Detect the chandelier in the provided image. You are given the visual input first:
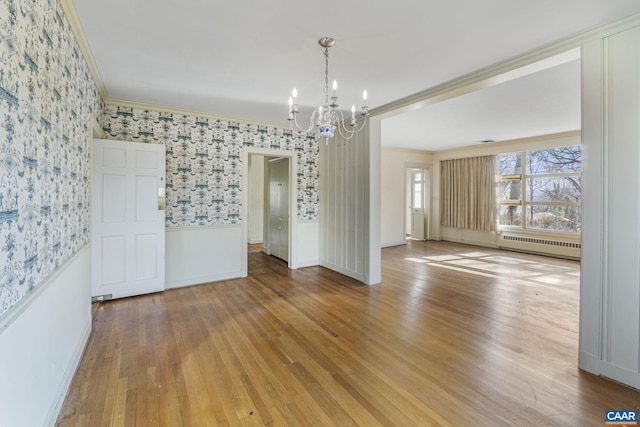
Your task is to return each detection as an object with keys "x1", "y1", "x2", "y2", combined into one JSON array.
[{"x1": 287, "y1": 37, "x2": 369, "y2": 141}]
